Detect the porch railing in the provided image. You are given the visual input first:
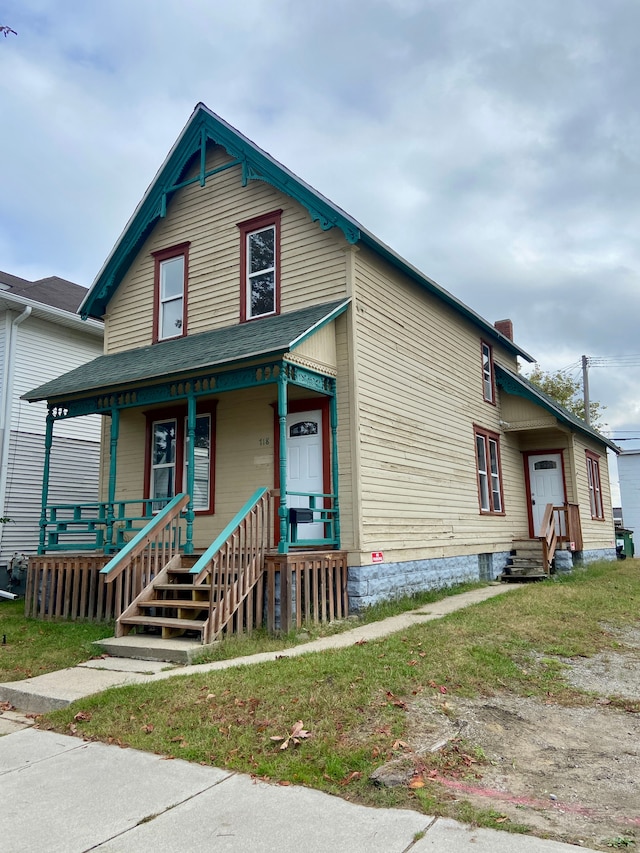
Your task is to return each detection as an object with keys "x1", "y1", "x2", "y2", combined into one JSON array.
[
  {"x1": 100, "y1": 493, "x2": 189, "y2": 619},
  {"x1": 540, "y1": 502, "x2": 584, "y2": 571},
  {"x1": 190, "y1": 487, "x2": 273, "y2": 643},
  {"x1": 286, "y1": 491, "x2": 339, "y2": 547},
  {"x1": 38, "y1": 498, "x2": 176, "y2": 554}
]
